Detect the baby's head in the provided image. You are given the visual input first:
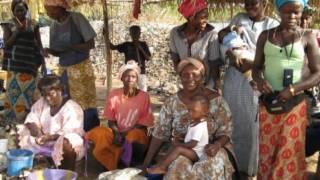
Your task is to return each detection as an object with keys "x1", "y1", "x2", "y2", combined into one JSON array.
[
  {"x1": 188, "y1": 95, "x2": 210, "y2": 122},
  {"x1": 222, "y1": 31, "x2": 247, "y2": 50}
]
